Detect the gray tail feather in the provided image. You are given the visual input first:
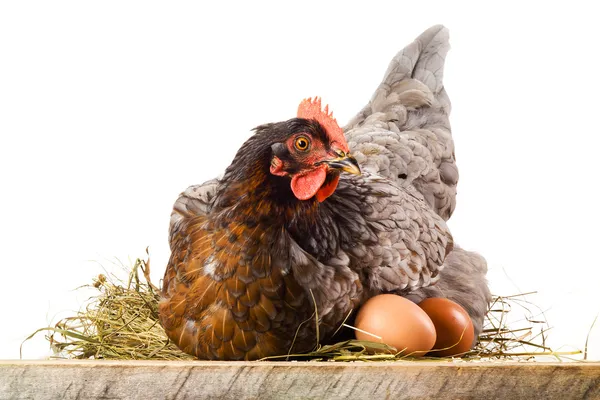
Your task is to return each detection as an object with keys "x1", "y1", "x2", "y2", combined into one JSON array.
[
  {"x1": 344, "y1": 25, "x2": 450, "y2": 130},
  {"x1": 381, "y1": 24, "x2": 449, "y2": 95}
]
